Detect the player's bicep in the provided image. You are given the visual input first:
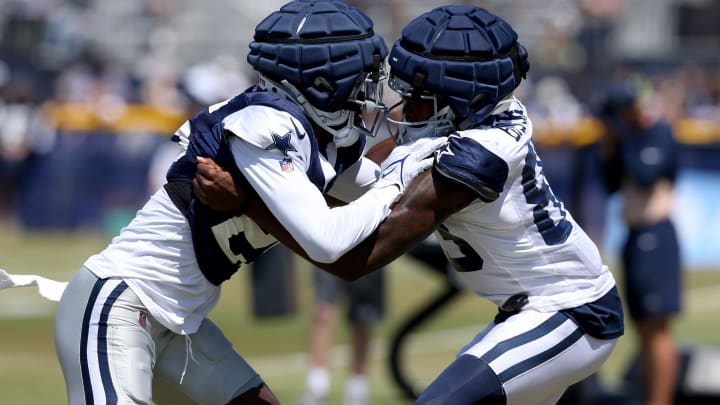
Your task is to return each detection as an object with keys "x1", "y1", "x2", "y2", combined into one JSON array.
[{"x1": 228, "y1": 136, "x2": 325, "y2": 229}]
